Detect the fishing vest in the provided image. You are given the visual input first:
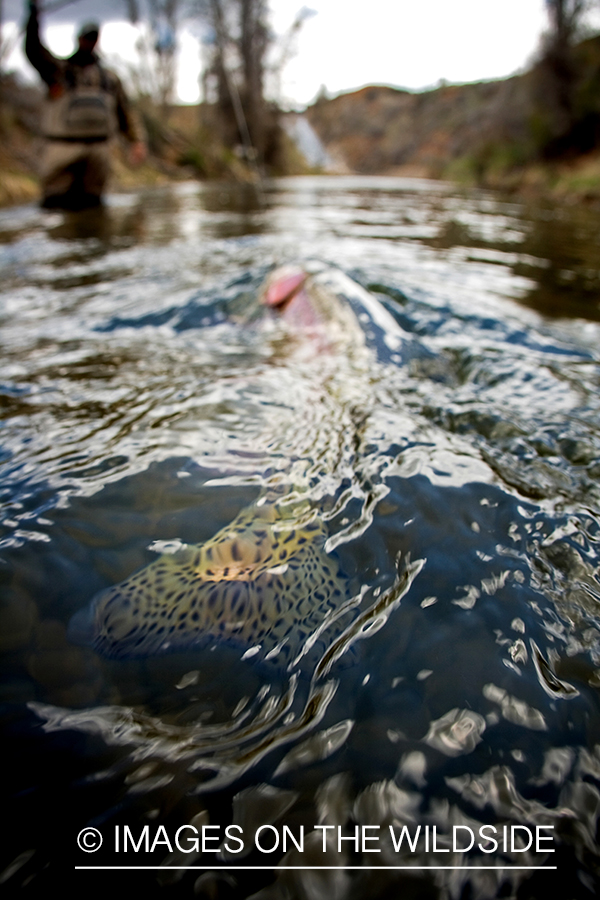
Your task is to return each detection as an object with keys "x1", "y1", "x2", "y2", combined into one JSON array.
[{"x1": 43, "y1": 62, "x2": 117, "y2": 142}]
